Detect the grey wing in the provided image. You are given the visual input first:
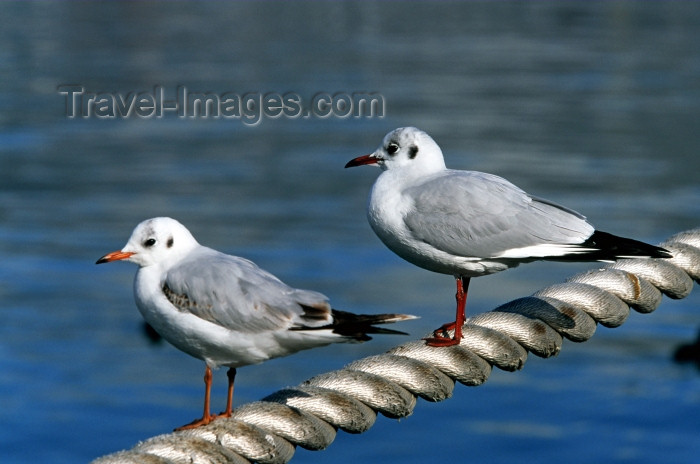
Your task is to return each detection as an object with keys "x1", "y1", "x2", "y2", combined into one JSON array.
[
  {"x1": 403, "y1": 171, "x2": 594, "y2": 258},
  {"x1": 163, "y1": 248, "x2": 333, "y2": 333}
]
